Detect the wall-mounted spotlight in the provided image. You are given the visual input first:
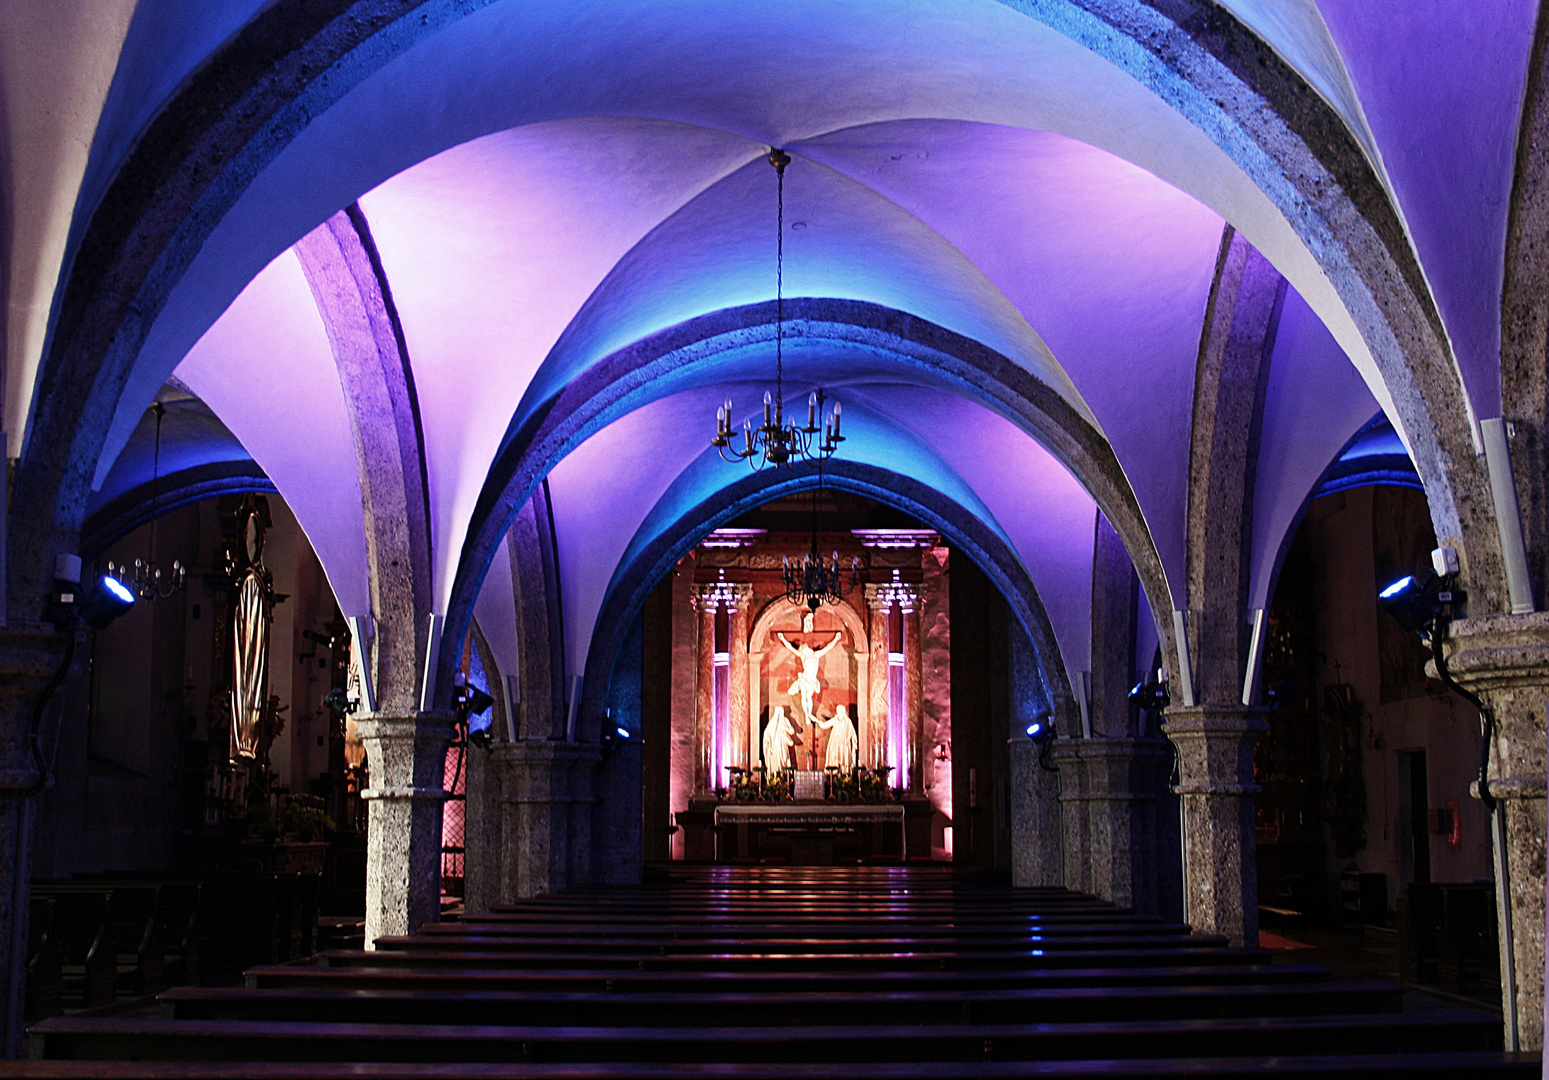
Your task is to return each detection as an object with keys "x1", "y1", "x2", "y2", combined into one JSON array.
[
  {"x1": 600, "y1": 723, "x2": 633, "y2": 758},
  {"x1": 1377, "y1": 571, "x2": 1458, "y2": 635},
  {"x1": 322, "y1": 687, "x2": 358, "y2": 718},
  {"x1": 1023, "y1": 716, "x2": 1053, "y2": 742},
  {"x1": 454, "y1": 684, "x2": 495, "y2": 717},
  {"x1": 455, "y1": 683, "x2": 496, "y2": 750},
  {"x1": 1128, "y1": 679, "x2": 1170, "y2": 715},
  {"x1": 76, "y1": 575, "x2": 136, "y2": 630}
]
